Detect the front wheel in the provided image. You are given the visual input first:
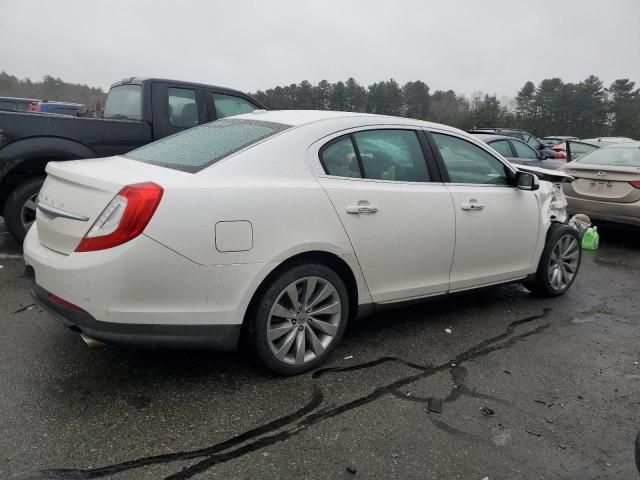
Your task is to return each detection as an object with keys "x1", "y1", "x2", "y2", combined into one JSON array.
[
  {"x1": 3, "y1": 177, "x2": 44, "y2": 242},
  {"x1": 526, "y1": 224, "x2": 581, "y2": 297},
  {"x1": 250, "y1": 264, "x2": 349, "y2": 375}
]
